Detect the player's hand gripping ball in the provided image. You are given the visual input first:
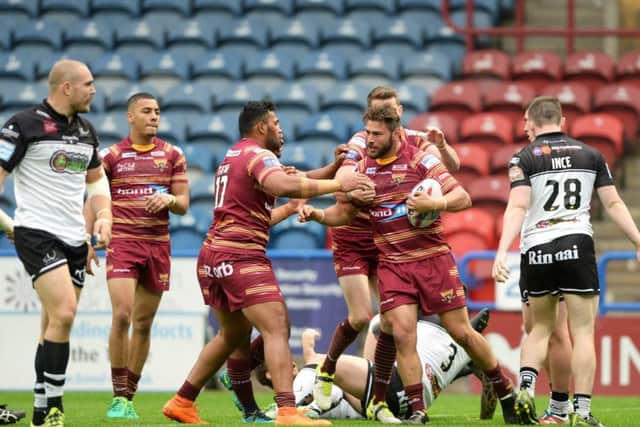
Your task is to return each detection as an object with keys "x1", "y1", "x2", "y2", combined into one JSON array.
[{"x1": 407, "y1": 178, "x2": 442, "y2": 228}]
